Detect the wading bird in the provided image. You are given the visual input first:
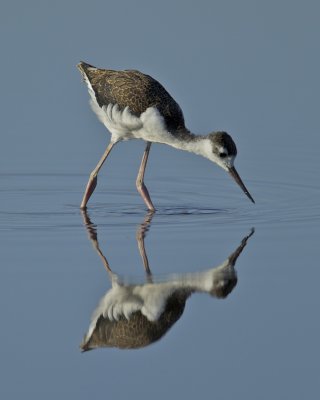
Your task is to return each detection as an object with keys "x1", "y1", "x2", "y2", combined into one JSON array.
[
  {"x1": 80, "y1": 211, "x2": 254, "y2": 351},
  {"x1": 77, "y1": 62, "x2": 254, "y2": 210}
]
